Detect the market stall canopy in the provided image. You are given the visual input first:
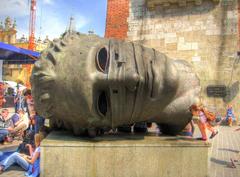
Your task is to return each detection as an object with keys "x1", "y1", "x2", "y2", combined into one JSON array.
[{"x1": 0, "y1": 41, "x2": 40, "y2": 64}]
